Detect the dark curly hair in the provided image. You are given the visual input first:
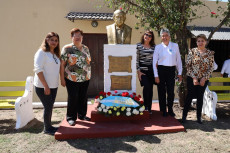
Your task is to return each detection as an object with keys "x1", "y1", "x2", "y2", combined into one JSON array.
[{"x1": 140, "y1": 30, "x2": 155, "y2": 47}]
